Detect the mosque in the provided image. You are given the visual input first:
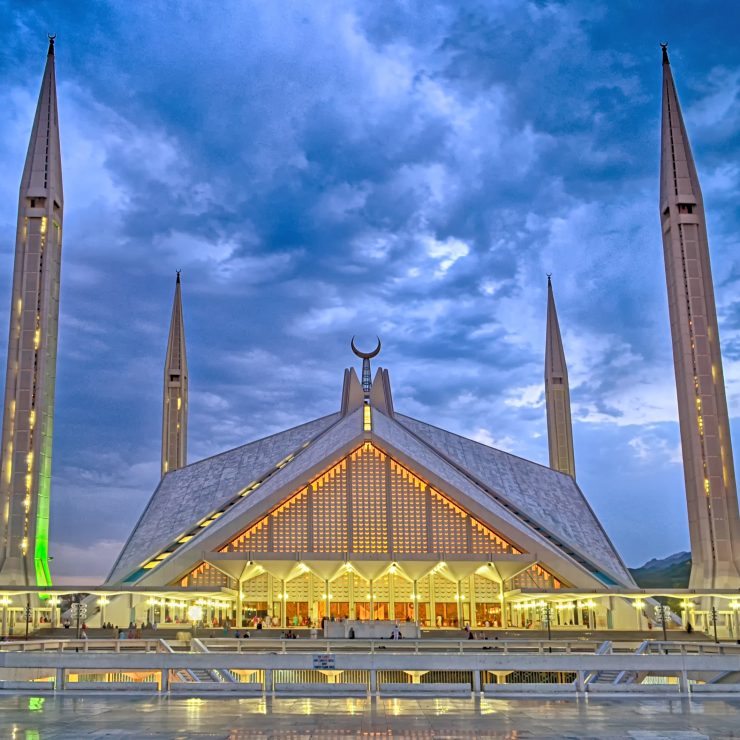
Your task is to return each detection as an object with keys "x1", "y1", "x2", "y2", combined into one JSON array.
[{"x1": 1, "y1": 39, "x2": 739, "y2": 636}]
